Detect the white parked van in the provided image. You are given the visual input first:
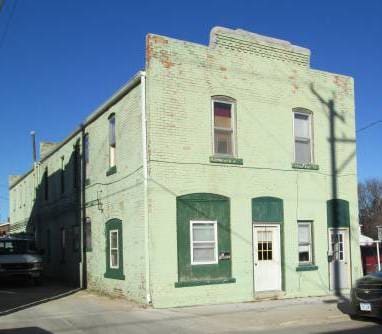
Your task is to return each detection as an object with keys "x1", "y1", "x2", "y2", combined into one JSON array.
[{"x1": 0, "y1": 236, "x2": 43, "y2": 285}]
